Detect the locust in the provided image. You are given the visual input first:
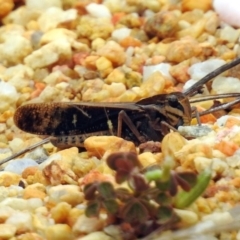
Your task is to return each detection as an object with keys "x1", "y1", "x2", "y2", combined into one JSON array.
[{"x1": 2, "y1": 58, "x2": 240, "y2": 165}]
